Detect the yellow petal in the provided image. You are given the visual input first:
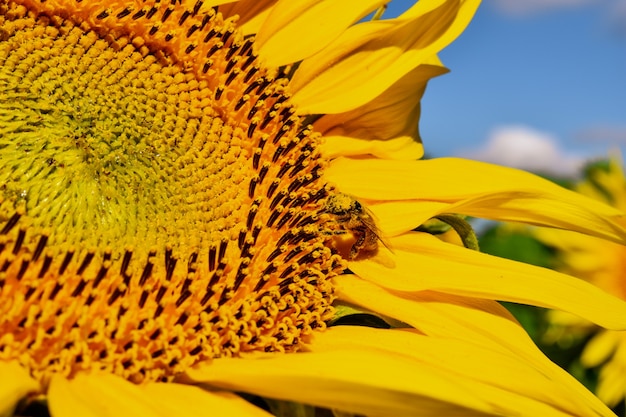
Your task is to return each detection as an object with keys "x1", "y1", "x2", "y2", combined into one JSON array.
[
  {"x1": 596, "y1": 349, "x2": 626, "y2": 407},
  {"x1": 350, "y1": 232, "x2": 626, "y2": 330},
  {"x1": 336, "y1": 277, "x2": 615, "y2": 416},
  {"x1": 581, "y1": 330, "x2": 619, "y2": 367},
  {"x1": 335, "y1": 273, "x2": 534, "y2": 353},
  {"x1": 141, "y1": 383, "x2": 273, "y2": 417},
  {"x1": 48, "y1": 373, "x2": 264, "y2": 417},
  {"x1": 48, "y1": 373, "x2": 159, "y2": 417},
  {"x1": 309, "y1": 326, "x2": 613, "y2": 417},
  {"x1": 368, "y1": 200, "x2": 450, "y2": 236},
  {"x1": 597, "y1": 370, "x2": 624, "y2": 408},
  {"x1": 0, "y1": 361, "x2": 40, "y2": 417},
  {"x1": 320, "y1": 136, "x2": 426, "y2": 161},
  {"x1": 324, "y1": 157, "x2": 626, "y2": 244},
  {"x1": 337, "y1": 272, "x2": 610, "y2": 412},
  {"x1": 185, "y1": 350, "x2": 494, "y2": 417},
  {"x1": 291, "y1": 0, "x2": 480, "y2": 114},
  {"x1": 317, "y1": 60, "x2": 448, "y2": 159},
  {"x1": 256, "y1": 0, "x2": 388, "y2": 67}
]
